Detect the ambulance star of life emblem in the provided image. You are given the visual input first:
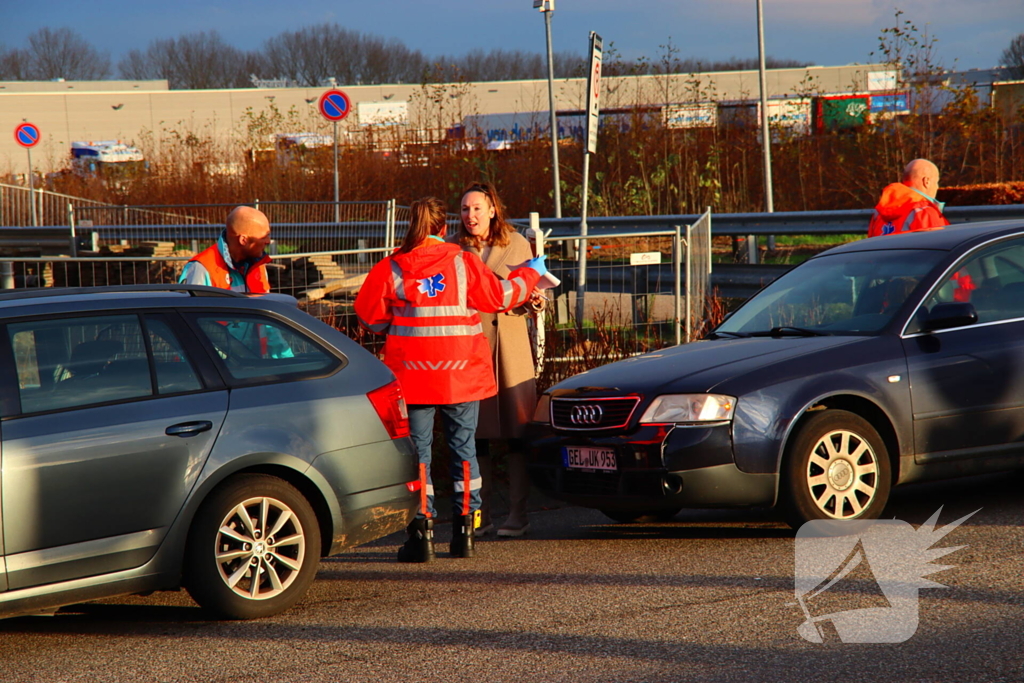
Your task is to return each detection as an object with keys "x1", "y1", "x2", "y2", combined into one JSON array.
[{"x1": 418, "y1": 273, "x2": 446, "y2": 297}]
